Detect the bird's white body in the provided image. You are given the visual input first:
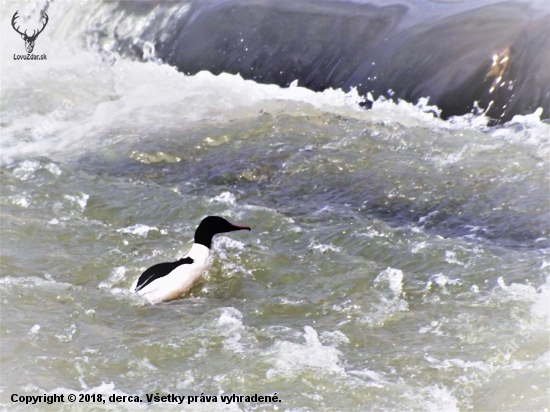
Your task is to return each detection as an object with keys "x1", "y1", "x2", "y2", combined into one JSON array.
[{"x1": 131, "y1": 244, "x2": 210, "y2": 304}]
